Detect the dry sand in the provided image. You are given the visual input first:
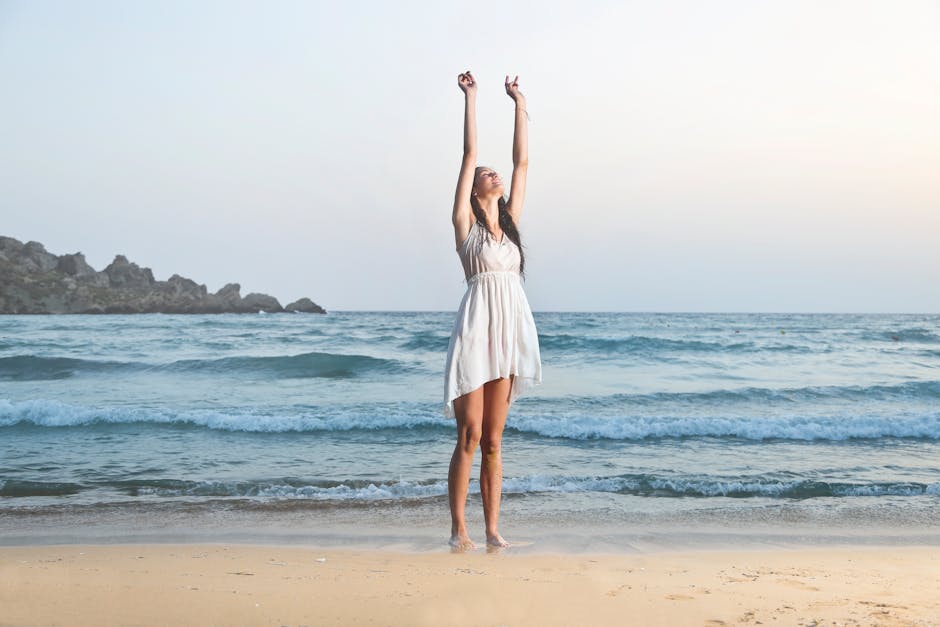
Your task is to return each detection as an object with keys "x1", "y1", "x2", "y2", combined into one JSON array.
[{"x1": 2, "y1": 543, "x2": 939, "y2": 626}]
